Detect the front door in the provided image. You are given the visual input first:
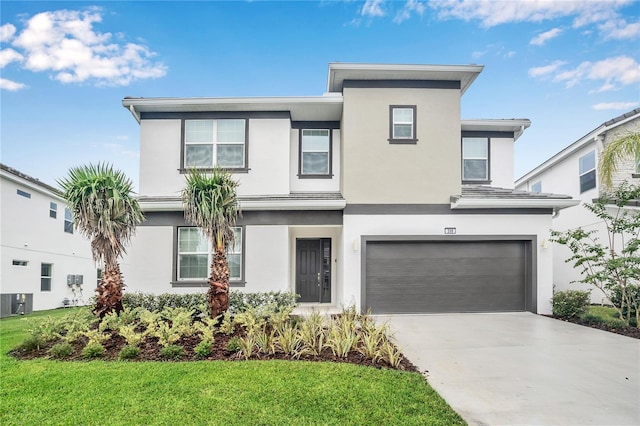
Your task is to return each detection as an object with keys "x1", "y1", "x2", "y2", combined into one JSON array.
[{"x1": 296, "y1": 238, "x2": 331, "y2": 303}]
